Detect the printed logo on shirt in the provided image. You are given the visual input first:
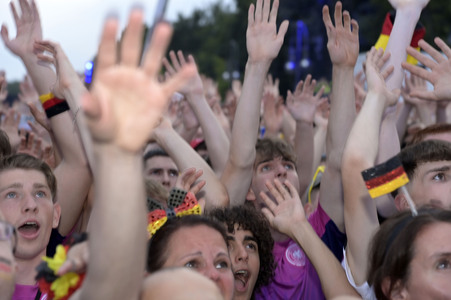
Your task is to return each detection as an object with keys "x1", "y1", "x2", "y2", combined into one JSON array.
[{"x1": 285, "y1": 243, "x2": 306, "y2": 267}]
